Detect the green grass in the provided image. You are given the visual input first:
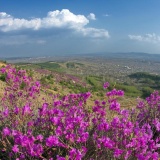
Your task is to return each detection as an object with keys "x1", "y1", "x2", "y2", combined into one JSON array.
[
  {"x1": 14, "y1": 62, "x2": 160, "y2": 99},
  {"x1": 38, "y1": 62, "x2": 61, "y2": 70}
]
